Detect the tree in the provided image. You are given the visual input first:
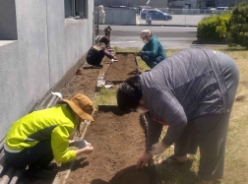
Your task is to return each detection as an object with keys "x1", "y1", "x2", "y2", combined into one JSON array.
[{"x1": 229, "y1": 1, "x2": 248, "y2": 48}]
